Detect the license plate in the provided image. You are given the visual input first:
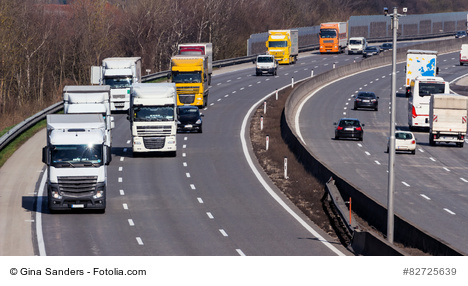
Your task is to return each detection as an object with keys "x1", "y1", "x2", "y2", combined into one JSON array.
[
  {"x1": 71, "y1": 204, "x2": 85, "y2": 209},
  {"x1": 114, "y1": 102, "x2": 125, "y2": 107},
  {"x1": 184, "y1": 124, "x2": 193, "y2": 128},
  {"x1": 363, "y1": 100, "x2": 370, "y2": 102},
  {"x1": 345, "y1": 128, "x2": 354, "y2": 131}
]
